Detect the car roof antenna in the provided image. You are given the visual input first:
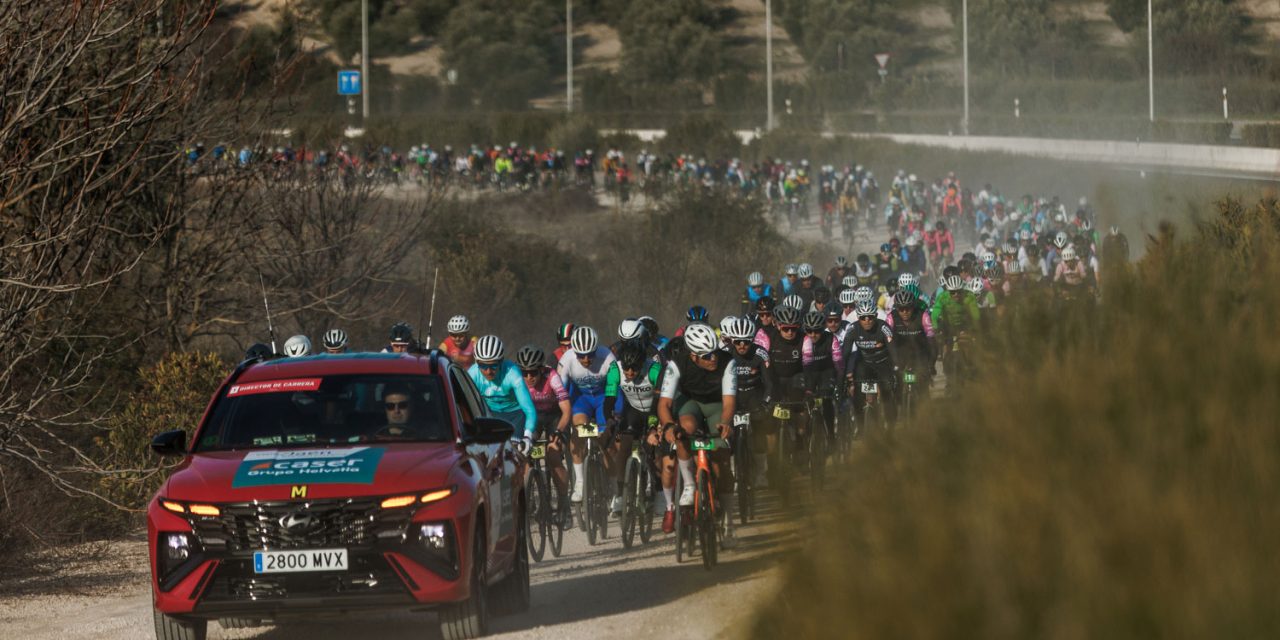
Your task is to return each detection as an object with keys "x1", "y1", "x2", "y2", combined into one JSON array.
[
  {"x1": 421, "y1": 266, "x2": 439, "y2": 353},
  {"x1": 258, "y1": 271, "x2": 278, "y2": 355}
]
